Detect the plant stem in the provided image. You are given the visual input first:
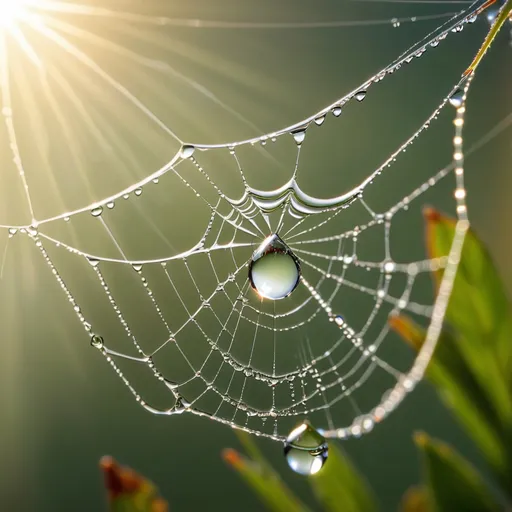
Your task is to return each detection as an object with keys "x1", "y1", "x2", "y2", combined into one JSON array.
[{"x1": 464, "y1": 0, "x2": 512, "y2": 75}]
